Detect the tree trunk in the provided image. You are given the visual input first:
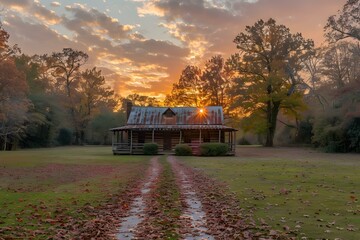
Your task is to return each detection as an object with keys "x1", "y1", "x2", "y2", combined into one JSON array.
[
  {"x1": 3, "y1": 134, "x2": 7, "y2": 151},
  {"x1": 74, "y1": 131, "x2": 80, "y2": 145},
  {"x1": 80, "y1": 130, "x2": 85, "y2": 145},
  {"x1": 265, "y1": 101, "x2": 280, "y2": 147}
]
